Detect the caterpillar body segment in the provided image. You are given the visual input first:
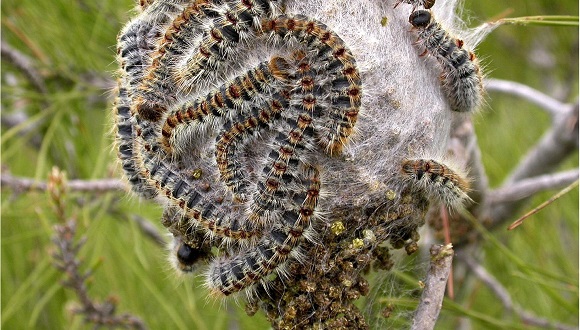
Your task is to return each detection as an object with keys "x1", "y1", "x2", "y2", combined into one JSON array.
[{"x1": 409, "y1": 10, "x2": 483, "y2": 113}]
